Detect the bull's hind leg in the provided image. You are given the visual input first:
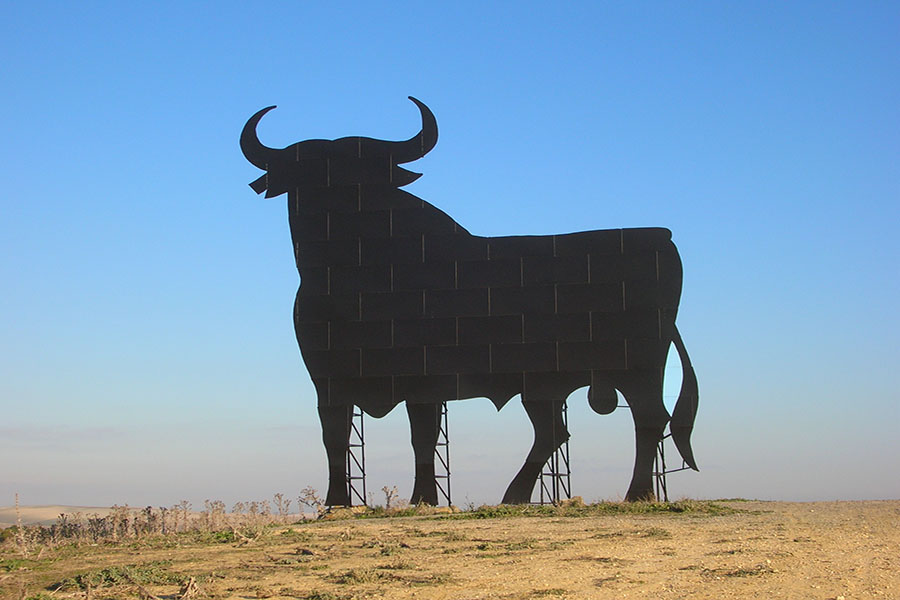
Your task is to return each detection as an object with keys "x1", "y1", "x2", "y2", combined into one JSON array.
[
  {"x1": 620, "y1": 371, "x2": 670, "y2": 501},
  {"x1": 317, "y1": 404, "x2": 352, "y2": 507},
  {"x1": 502, "y1": 400, "x2": 569, "y2": 504},
  {"x1": 407, "y1": 403, "x2": 441, "y2": 505}
]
